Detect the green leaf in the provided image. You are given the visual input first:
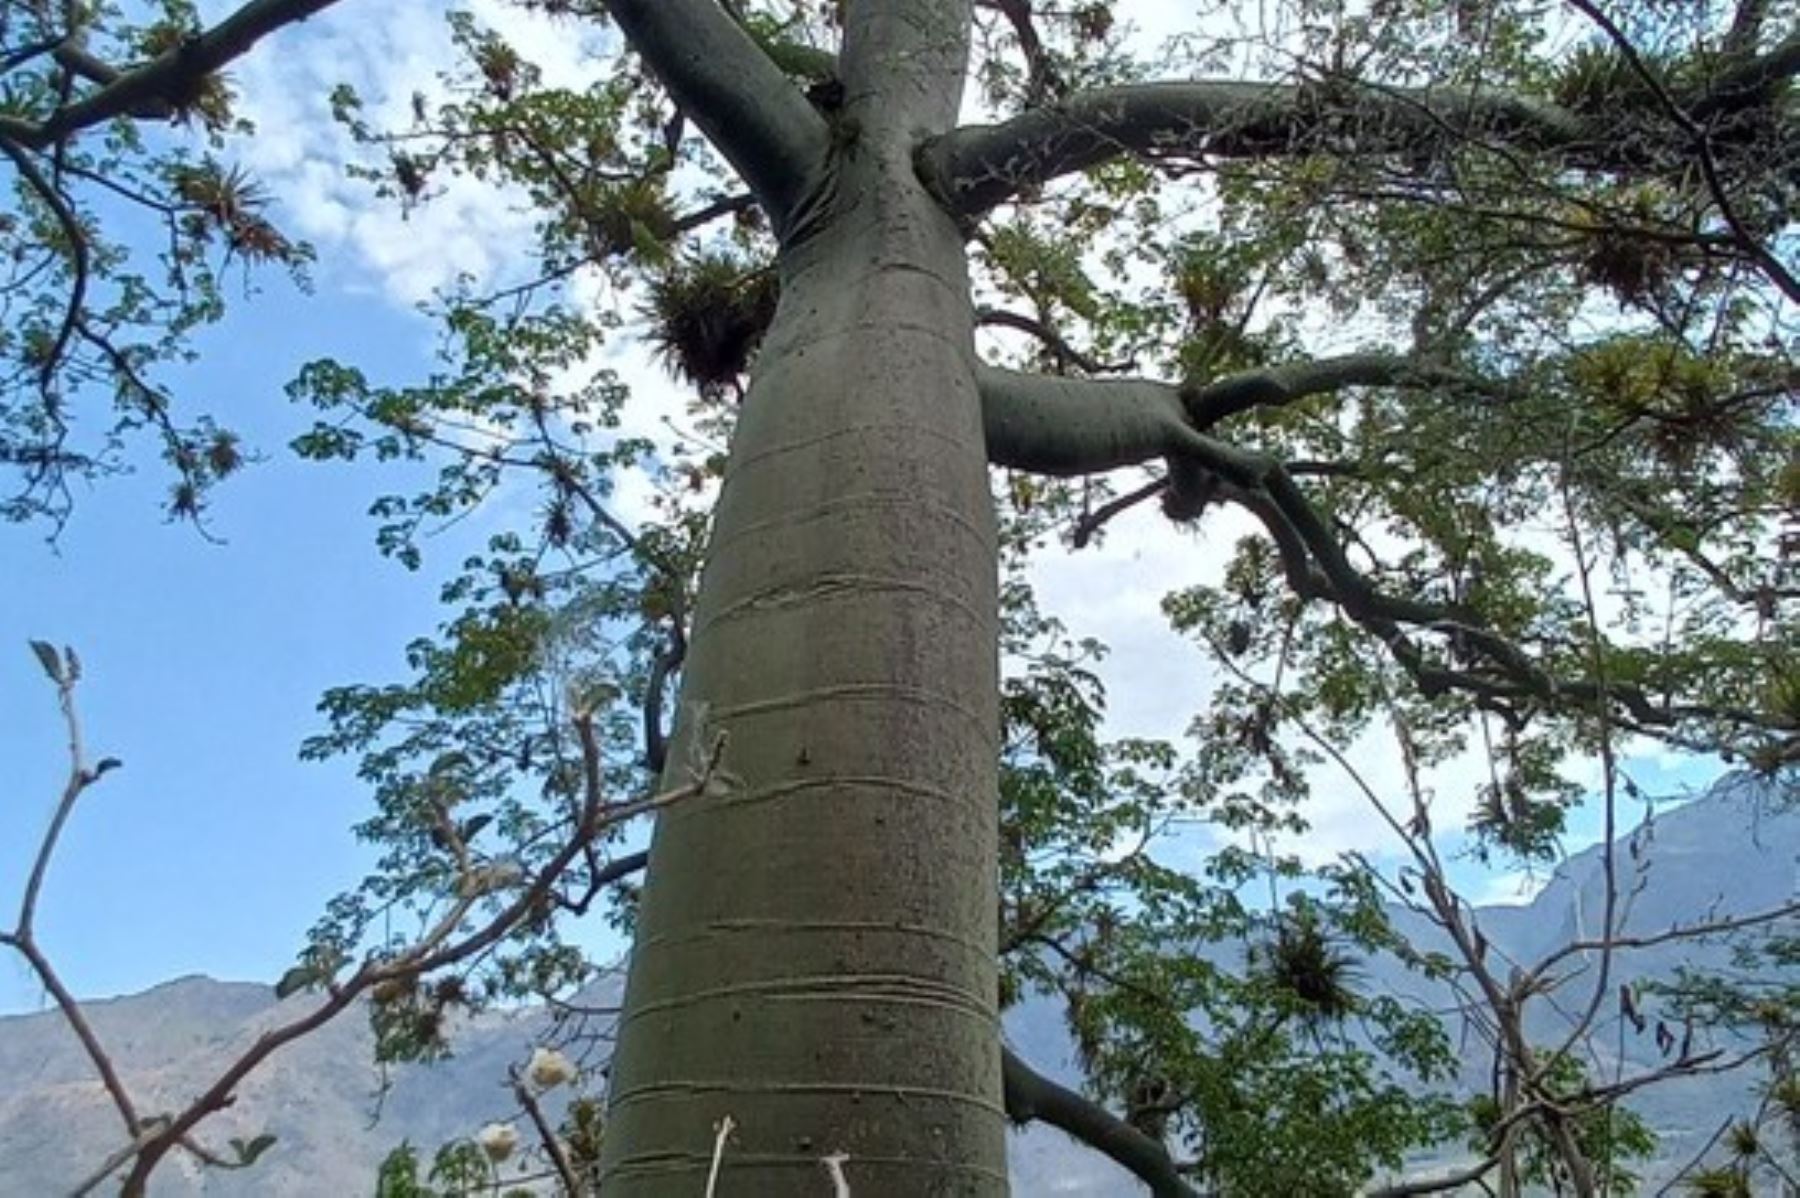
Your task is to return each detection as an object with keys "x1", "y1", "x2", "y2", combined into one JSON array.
[
  {"x1": 230, "y1": 1133, "x2": 277, "y2": 1166},
  {"x1": 273, "y1": 965, "x2": 317, "y2": 1000},
  {"x1": 29, "y1": 640, "x2": 62, "y2": 684}
]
